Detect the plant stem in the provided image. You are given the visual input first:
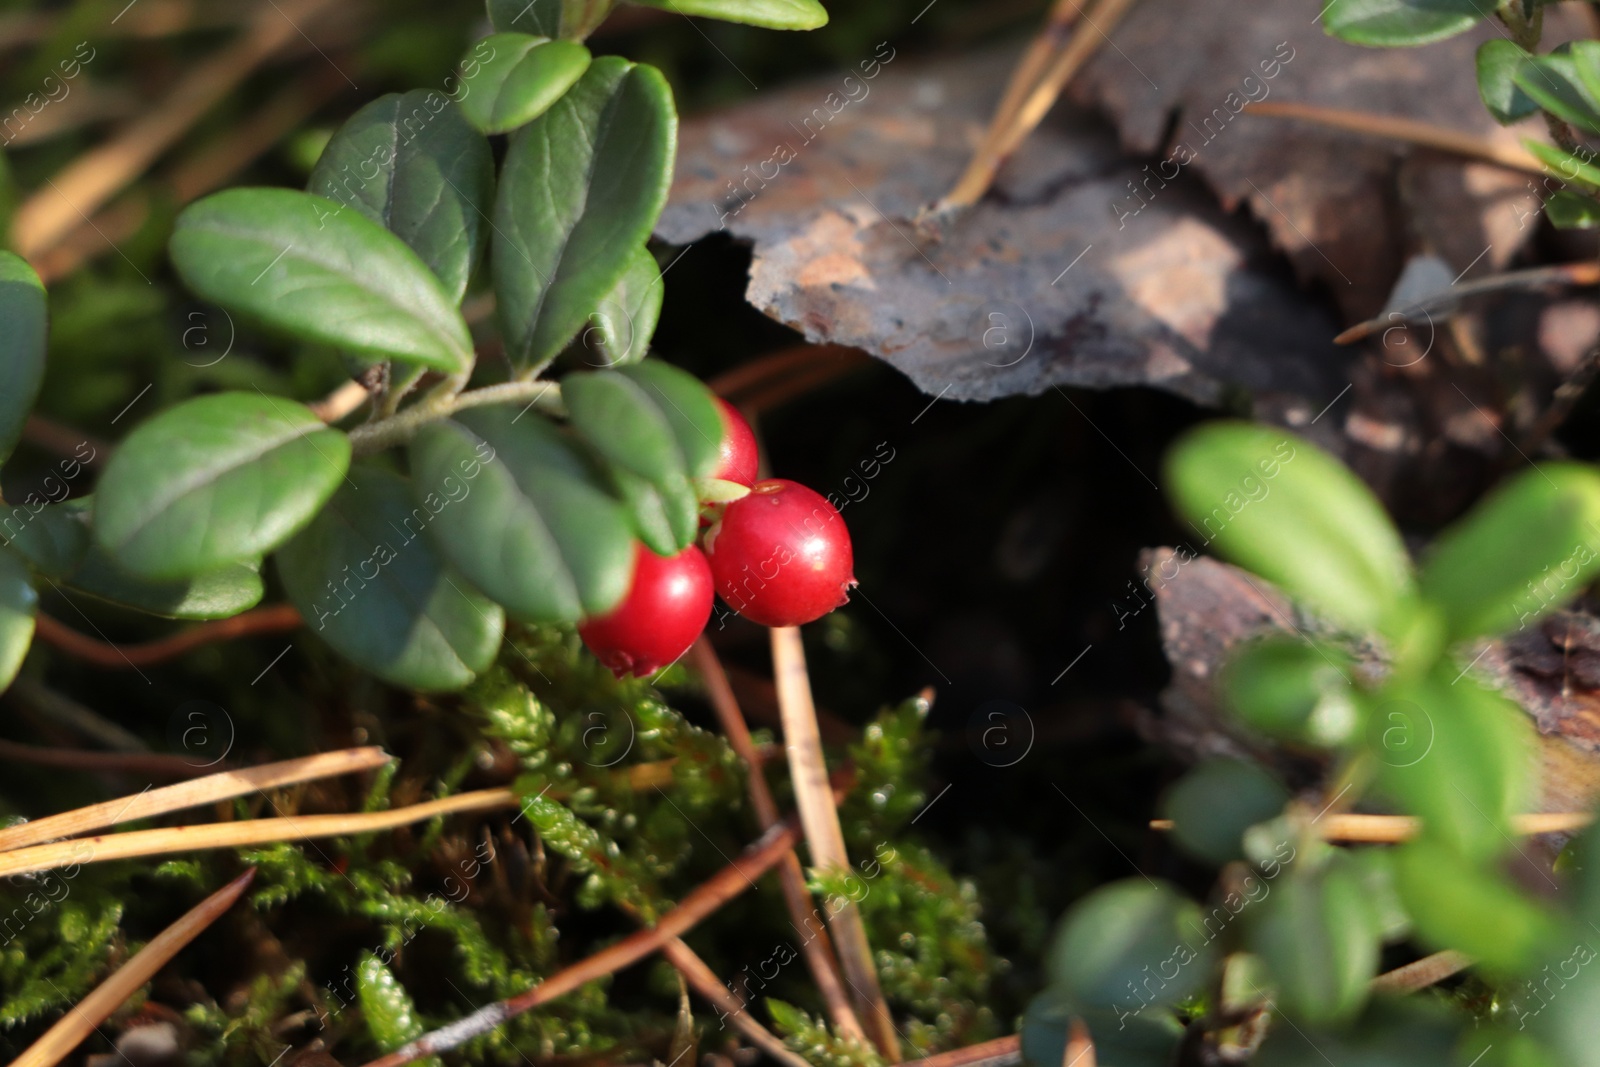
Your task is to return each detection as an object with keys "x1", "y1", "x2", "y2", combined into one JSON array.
[
  {"x1": 1370, "y1": 950, "x2": 1473, "y2": 993},
  {"x1": 346, "y1": 379, "x2": 563, "y2": 455},
  {"x1": 33, "y1": 603, "x2": 304, "y2": 669}
]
